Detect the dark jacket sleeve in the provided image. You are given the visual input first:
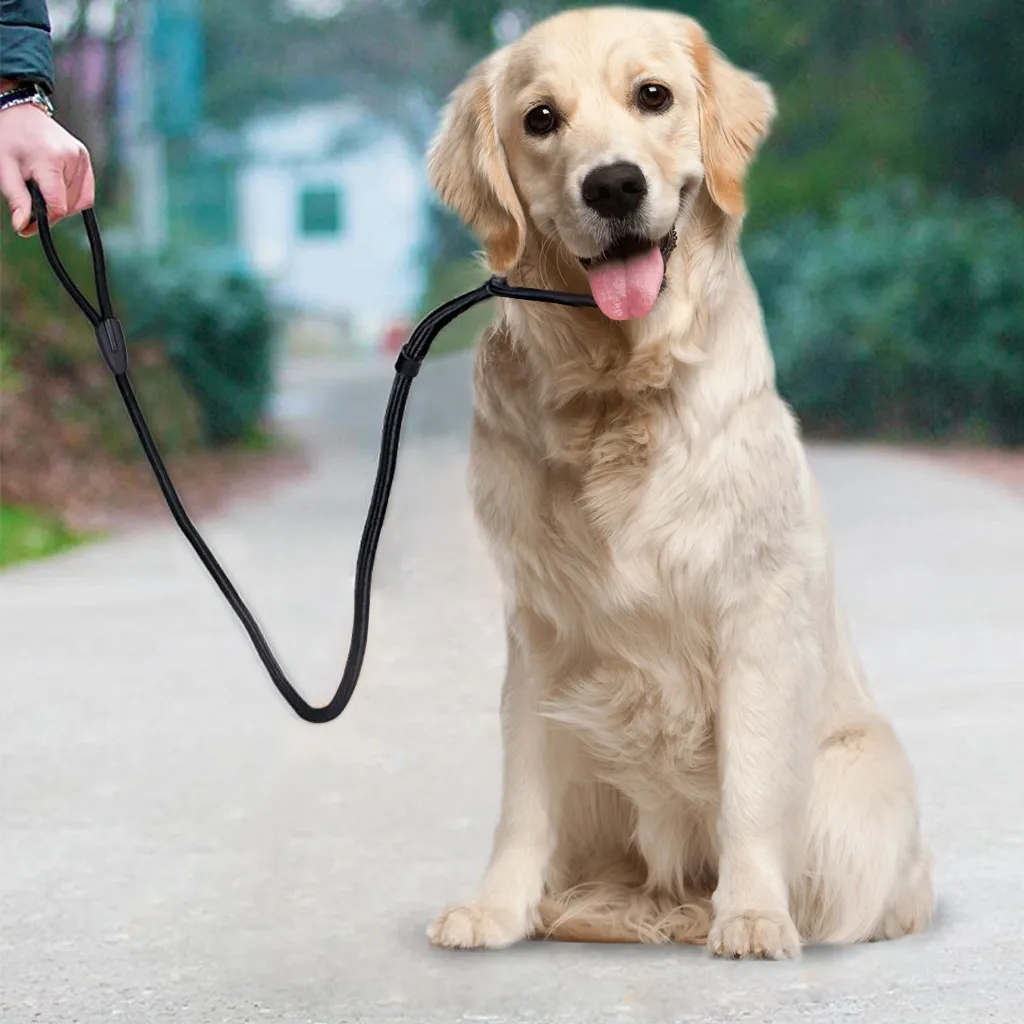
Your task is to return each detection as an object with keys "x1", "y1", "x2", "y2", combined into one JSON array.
[{"x1": 0, "y1": 0, "x2": 55, "y2": 93}]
